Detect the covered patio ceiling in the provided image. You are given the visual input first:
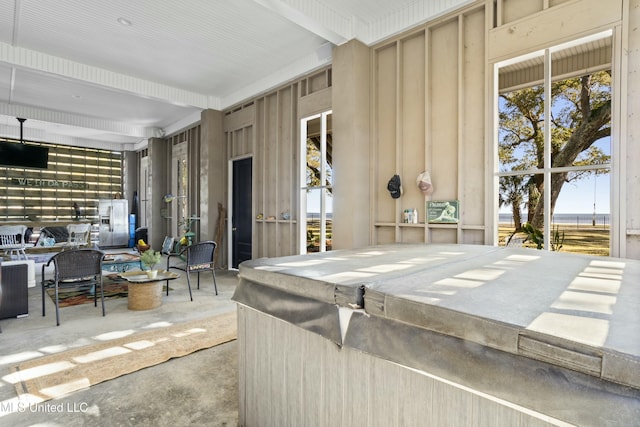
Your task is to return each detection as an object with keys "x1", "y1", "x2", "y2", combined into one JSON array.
[{"x1": 0, "y1": 0, "x2": 471, "y2": 150}]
